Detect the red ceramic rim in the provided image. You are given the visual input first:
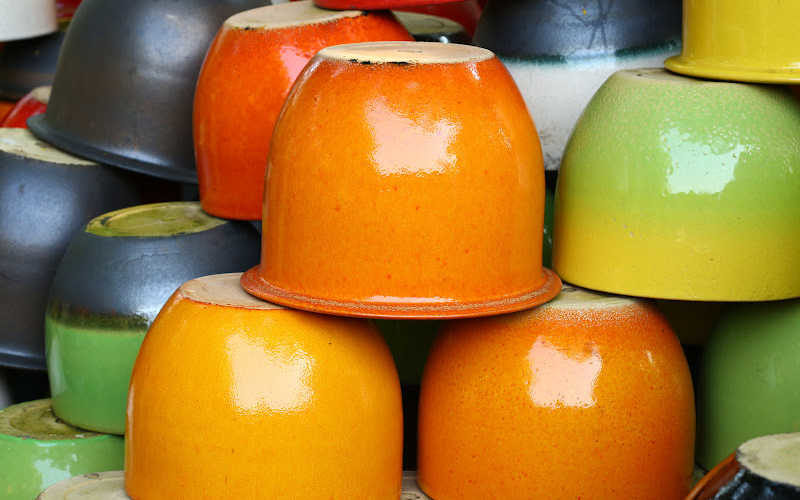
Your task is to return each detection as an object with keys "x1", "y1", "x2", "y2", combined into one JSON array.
[
  {"x1": 240, "y1": 266, "x2": 562, "y2": 319},
  {"x1": 686, "y1": 454, "x2": 739, "y2": 500},
  {"x1": 314, "y1": 0, "x2": 461, "y2": 10}
]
